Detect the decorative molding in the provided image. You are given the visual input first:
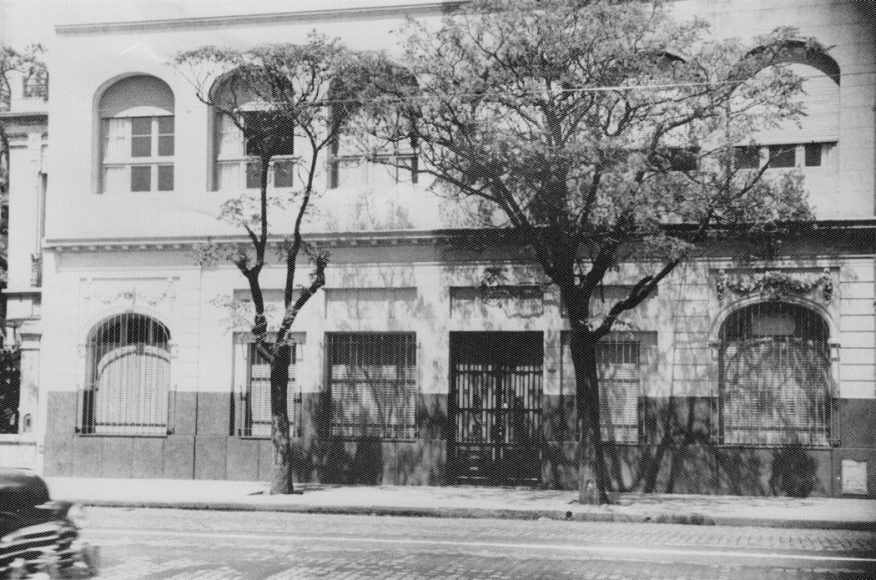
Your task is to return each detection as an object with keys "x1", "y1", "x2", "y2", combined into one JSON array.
[
  {"x1": 716, "y1": 268, "x2": 833, "y2": 303},
  {"x1": 85, "y1": 278, "x2": 177, "y2": 310},
  {"x1": 56, "y1": 2, "x2": 464, "y2": 35}
]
